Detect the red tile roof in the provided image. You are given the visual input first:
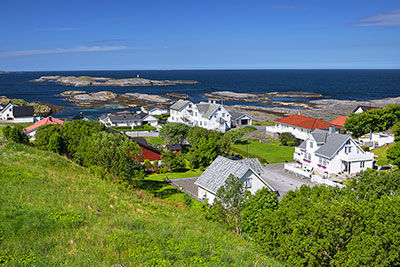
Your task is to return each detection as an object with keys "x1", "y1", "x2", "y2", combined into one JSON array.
[
  {"x1": 274, "y1": 115, "x2": 333, "y2": 130},
  {"x1": 24, "y1": 116, "x2": 64, "y2": 133},
  {"x1": 330, "y1": 116, "x2": 349, "y2": 127}
]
